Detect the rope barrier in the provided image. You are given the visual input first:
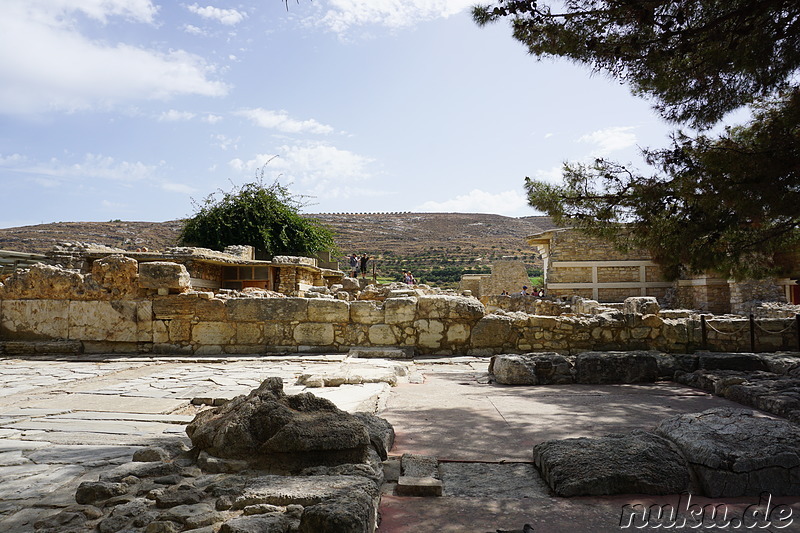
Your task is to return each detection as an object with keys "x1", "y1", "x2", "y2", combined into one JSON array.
[
  {"x1": 704, "y1": 320, "x2": 749, "y2": 335},
  {"x1": 753, "y1": 320, "x2": 798, "y2": 334}
]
